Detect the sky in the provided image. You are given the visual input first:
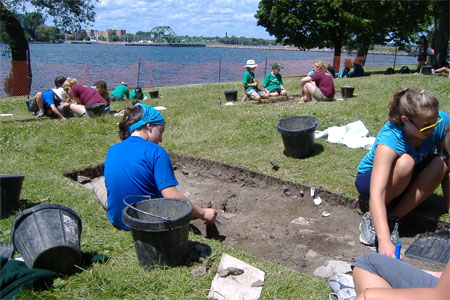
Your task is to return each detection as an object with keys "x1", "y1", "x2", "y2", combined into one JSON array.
[{"x1": 88, "y1": 0, "x2": 273, "y2": 39}]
